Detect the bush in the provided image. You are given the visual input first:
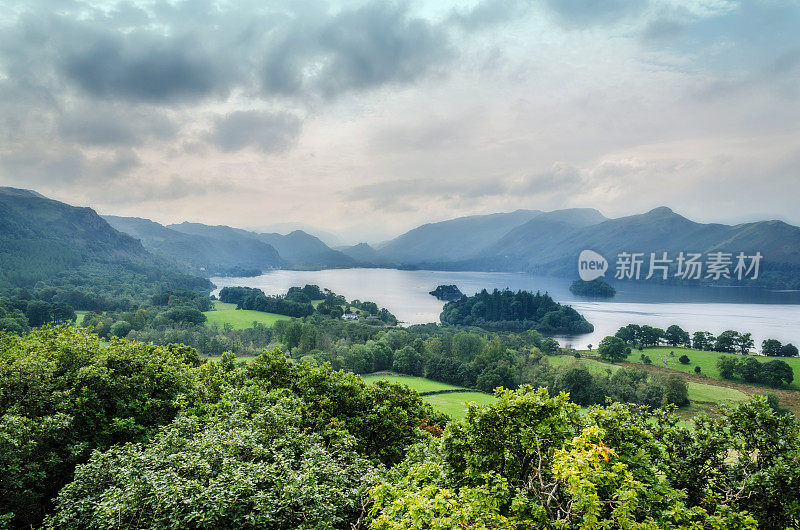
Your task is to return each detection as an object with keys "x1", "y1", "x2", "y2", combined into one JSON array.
[
  {"x1": 679, "y1": 354, "x2": 690, "y2": 364},
  {"x1": 694, "y1": 365, "x2": 701, "y2": 374},
  {"x1": 640, "y1": 353, "x2": 652, "y2": 365}
]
